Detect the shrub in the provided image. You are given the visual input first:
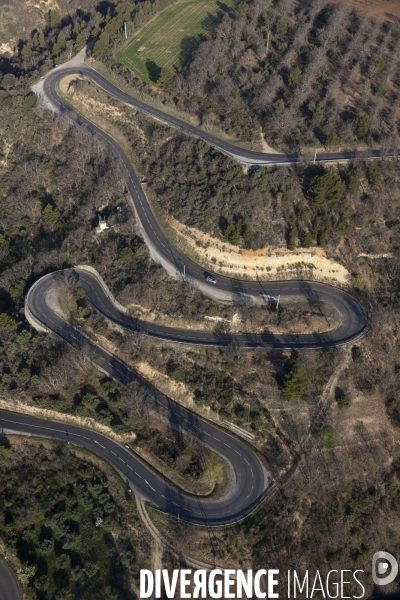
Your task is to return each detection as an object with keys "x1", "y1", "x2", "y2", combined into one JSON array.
[
  {"x1": 288, "y1": 67, "x2": 302, "y2": 88},
  {"x1": 352, "y1": 345, "x2": 364, "y2": 362},
  {"x1": 336, "y1": 394, "x2": 351, "y2": 408},
  {"x1": 275, "y1": 19, "x2": 288, "y2": 36},
  {"x1": 0, "y1": 313, "x2": 17, "y2": 330},
  {"x1": 351, "y1": 275, "x2": 365, "y2": 292},
  {"x1": 368, "y1": 165, "x2": 381, "y2": 186},
  {"x1": 2, "y1": 73, "x2": 17, "y2": 88},
  {"x1": 319, "y1": 426, "x2": 342, "y2": 447},
  {"x1": 374, "y1": 83, "x2": 386, "y2": 97}
]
